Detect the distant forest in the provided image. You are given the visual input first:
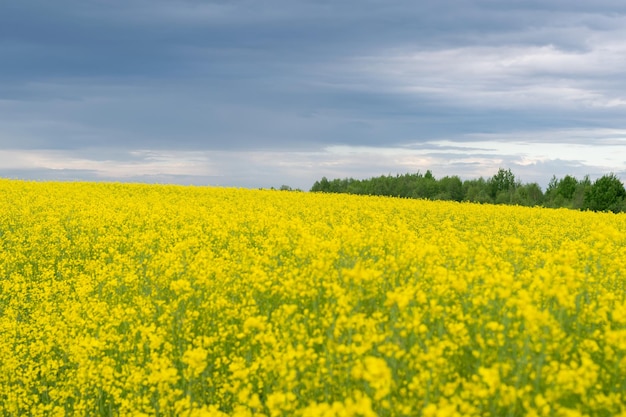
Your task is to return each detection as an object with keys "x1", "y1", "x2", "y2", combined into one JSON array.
[{"x1": 309, "y1": 169, "x2": 626, "y2": 213}]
